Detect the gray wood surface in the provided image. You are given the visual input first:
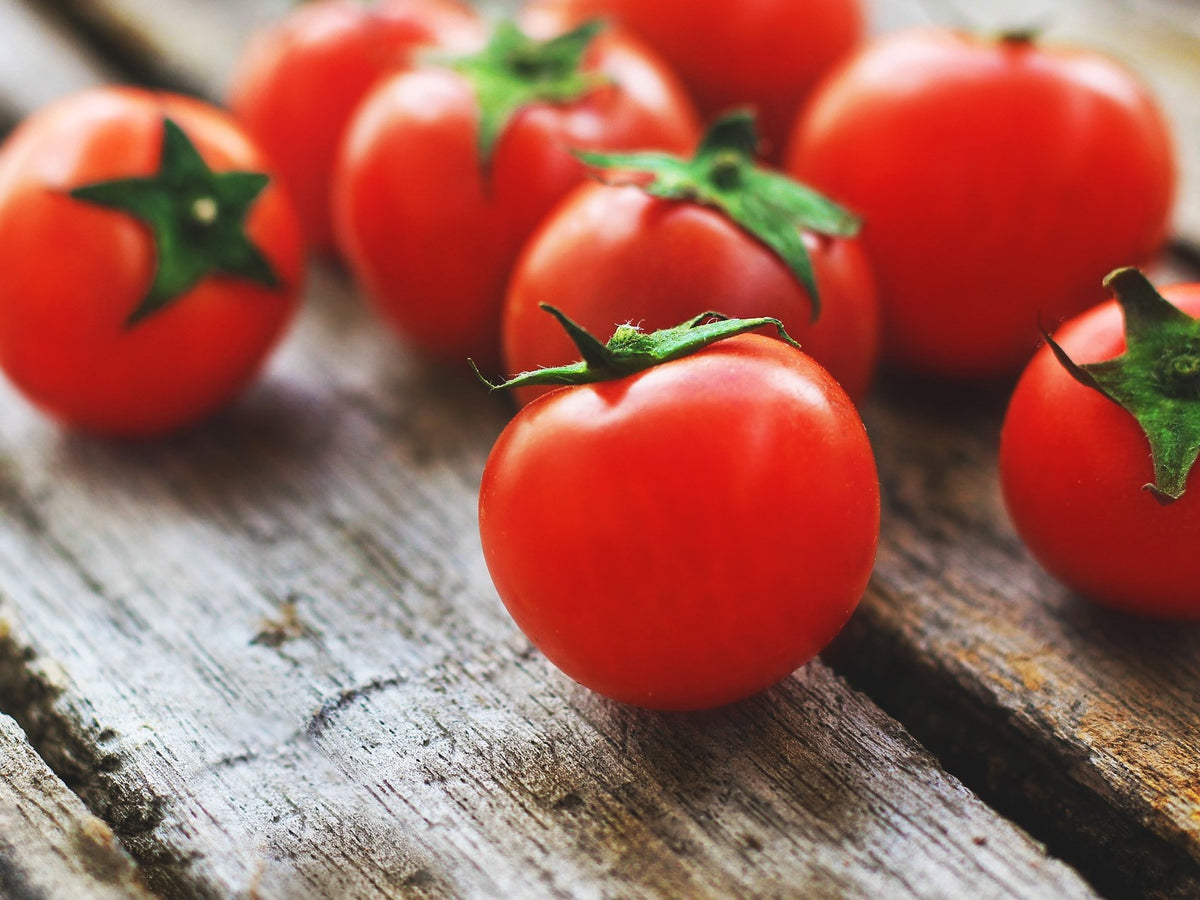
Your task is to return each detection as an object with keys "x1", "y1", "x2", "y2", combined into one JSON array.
[
  {"x1": 0, "y1": 0, "x2": 1197, "y2": 897},
  {"x1": 0, "y1": 0, "x2": 116, "y2": 130},
  {"x1": 0, "y1": 261, "x2": 1097, "y2": 897},
  {"x1": 838, "y1": 369, "x2": 1200, "y2": 897},
  {"x1": 848, "y1": 4, "x2": 1200, "y2": 895},
  {"x1": 0, "y1": 712, "x2": 150, "y2": 900}
]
